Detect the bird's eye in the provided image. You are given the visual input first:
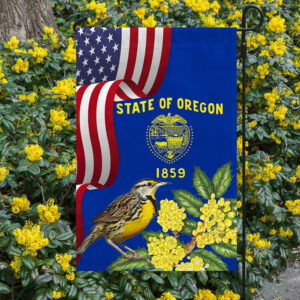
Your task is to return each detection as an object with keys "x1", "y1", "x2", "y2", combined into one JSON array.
[{"x1": 147, "y1": 182, "x2": 151, "y2": 186}]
